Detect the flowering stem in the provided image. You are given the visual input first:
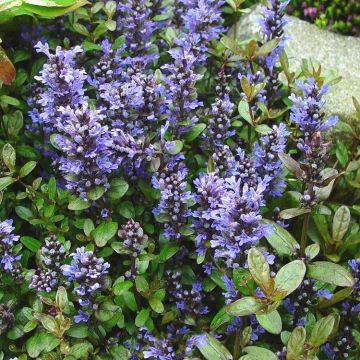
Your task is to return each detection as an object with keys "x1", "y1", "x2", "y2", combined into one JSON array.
[
  {"x1": 300, "y1": 212, "x2": 310, "y2": 258},
  {"x1": 233, "y1": 330, "x2": 241, "y2": 359}
]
